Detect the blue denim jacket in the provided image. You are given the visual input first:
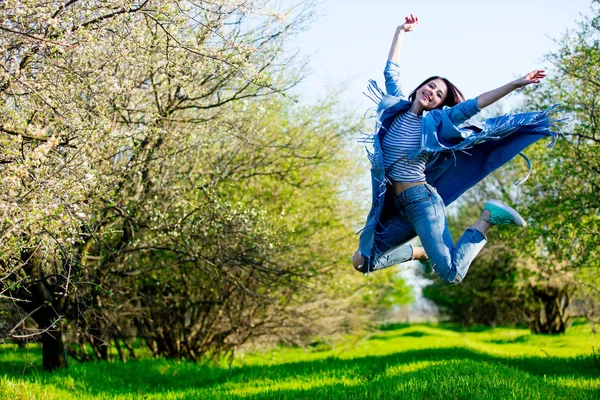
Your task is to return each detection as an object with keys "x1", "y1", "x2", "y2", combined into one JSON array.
[{"x1": 358, "y1": 60, "x2": 561, "y2": 258}]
